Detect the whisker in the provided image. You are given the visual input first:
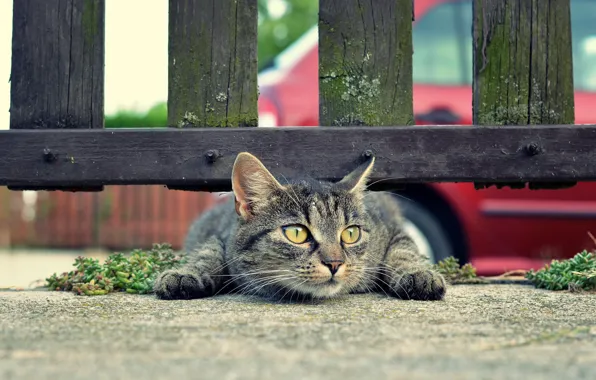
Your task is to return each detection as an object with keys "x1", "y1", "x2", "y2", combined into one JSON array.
[
  {"x1": 351, "y1": 270, "x2": 379, "y2": 295},
  {"x1": 352, "y1": 265, "x2": 405, "y2": 297},
  {"x1": 214, "y1": 270, "x2": 294, "y2": 296},
  {"x1": 268, "y1": 276, "x2": 306, "y2": 301},
  {"x1": 214, "y1": 271, "x2": 284, "y2": 296},
  {"x1": 289, "y1": 286, "x2": 299, "y2": 303},
  {"x1": 240, "y1": 273, "x2": 297, "y2": 297},
  {"x1": 213, "y1": 253, "x2": 249, "y2": 273},
  {"x1": 391, "y1": 273, "x2": 411, "y2": 299},
  {"x1": 365, "y1": 177, "x2": 410, "y2": 189},
  {"x1": 245, "y1": 275, "x2": 295, "y2": 297},
  {"x1": 363, "y1": 189, "x2": 414, "y2": 204},
  {"x1": 230, "y1": 277, "x2": 276, "y2": 297},
  {"x1": 210, "y1": 269, "x2": 291, "y2": 278},
  {"x1": 231, "y1": 274, "x2": 291, "y2": 295},
  {"x1": 357, "y1": 274, "x2": 379, "y2": 296},
  {"x1": 276, "y1": 279, "x2": 308, "y2": 303}
]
